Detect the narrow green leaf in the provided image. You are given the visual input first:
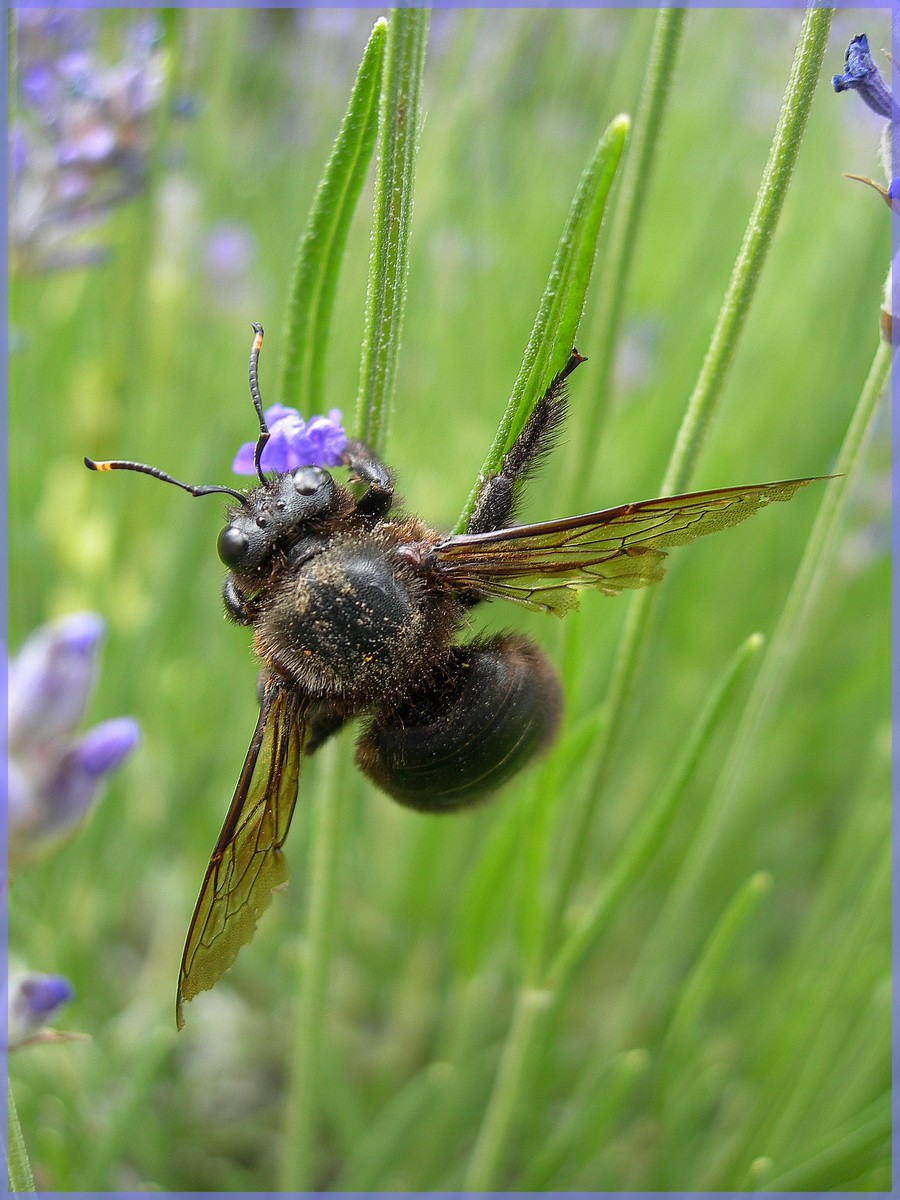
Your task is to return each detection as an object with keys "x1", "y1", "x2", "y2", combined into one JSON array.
[
  {"x1": 662, "y1": 5, "x2": 833, "y2": 497},
  {"x1": 451, "y1": 795, "x2": 521, "y2": 977},
  {"x1": 662, "y1": 338, "x2": 890, "y2": 912},
  {"x1": 548, "y1": 632, "x2": 764, "y2": 998},
  {"x1": 453, "y1": 113, "x2": 630, "y2": 534},
  {"x1": 518, "y1": 1048, "x2": 650, "y2": 1189},
  {"x1": 551, "y1": 6, "x2": 834, "y2": 913},
  {"x1": 572, "y1": 7, "x2": 686, "y2": 496},
  {"x1": 463, "y1": 985, "x2": 553, "y2": 1191},
  {"x1": 8, "y1": 1083, "x2": 35, "y2": 1193},
  {"x1": 355, "y1": 8, "x2": 429, "y2": 452},
  {"x1": 277, "y1": 740, "x2": 345, "y2": 1192},
  {"x1": 276, "y1": 18, "x2": 387, "y2": 413},
  {"x1": 760, "y1": 1096, "x2": 891, "y2": 1191},
  {"x1": 658, "y1": 870, "x2": 774, "y2": 1091},
  {"x1": 332, "y1": 1064, "x2": 448, "y2": 1190}
]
